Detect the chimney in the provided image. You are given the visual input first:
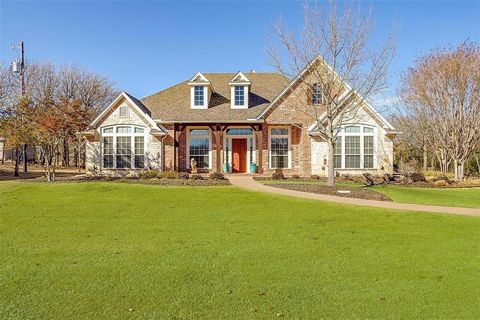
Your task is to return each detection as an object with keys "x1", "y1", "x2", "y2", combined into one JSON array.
[{"x1": 249, "y1": 69, "x2": 256, "y2": 73}]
